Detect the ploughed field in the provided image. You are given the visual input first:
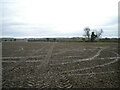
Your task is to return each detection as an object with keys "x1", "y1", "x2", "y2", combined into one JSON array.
[{"x1": 2, "y1": 42, "x2": 120, "y2": 88}]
